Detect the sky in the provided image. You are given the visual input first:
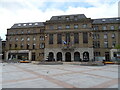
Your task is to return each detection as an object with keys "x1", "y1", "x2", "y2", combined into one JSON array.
[{"x1": 0, "y1": 0, "x2": 119, "y2": 40}]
